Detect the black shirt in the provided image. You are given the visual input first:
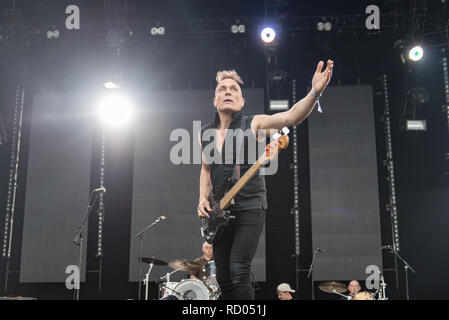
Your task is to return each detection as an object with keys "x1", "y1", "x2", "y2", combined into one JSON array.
[{"x1": 200, "y1": 111, "x2": 267, "y2": 211}]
